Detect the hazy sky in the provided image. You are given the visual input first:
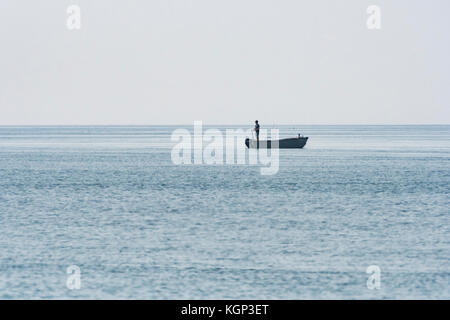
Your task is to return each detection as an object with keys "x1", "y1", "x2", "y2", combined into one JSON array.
[{"x1": 1, "y1": 0, "x2": 449, "y2": 125}]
